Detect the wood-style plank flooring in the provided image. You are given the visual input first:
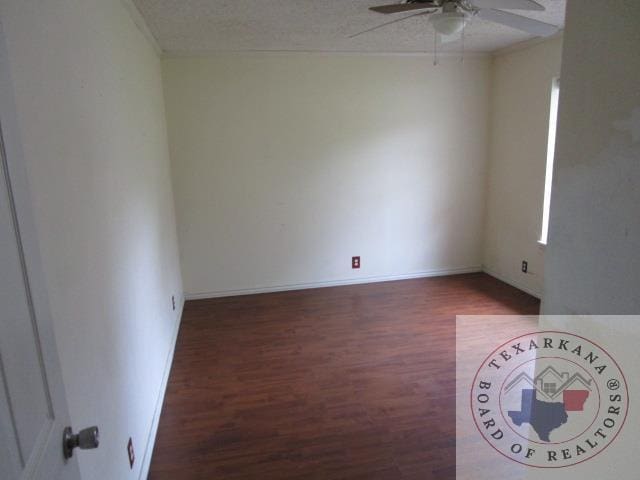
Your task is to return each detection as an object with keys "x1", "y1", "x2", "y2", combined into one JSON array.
[{"x1": 149, "y1": 273, "x2": 539, "y2": 479}]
